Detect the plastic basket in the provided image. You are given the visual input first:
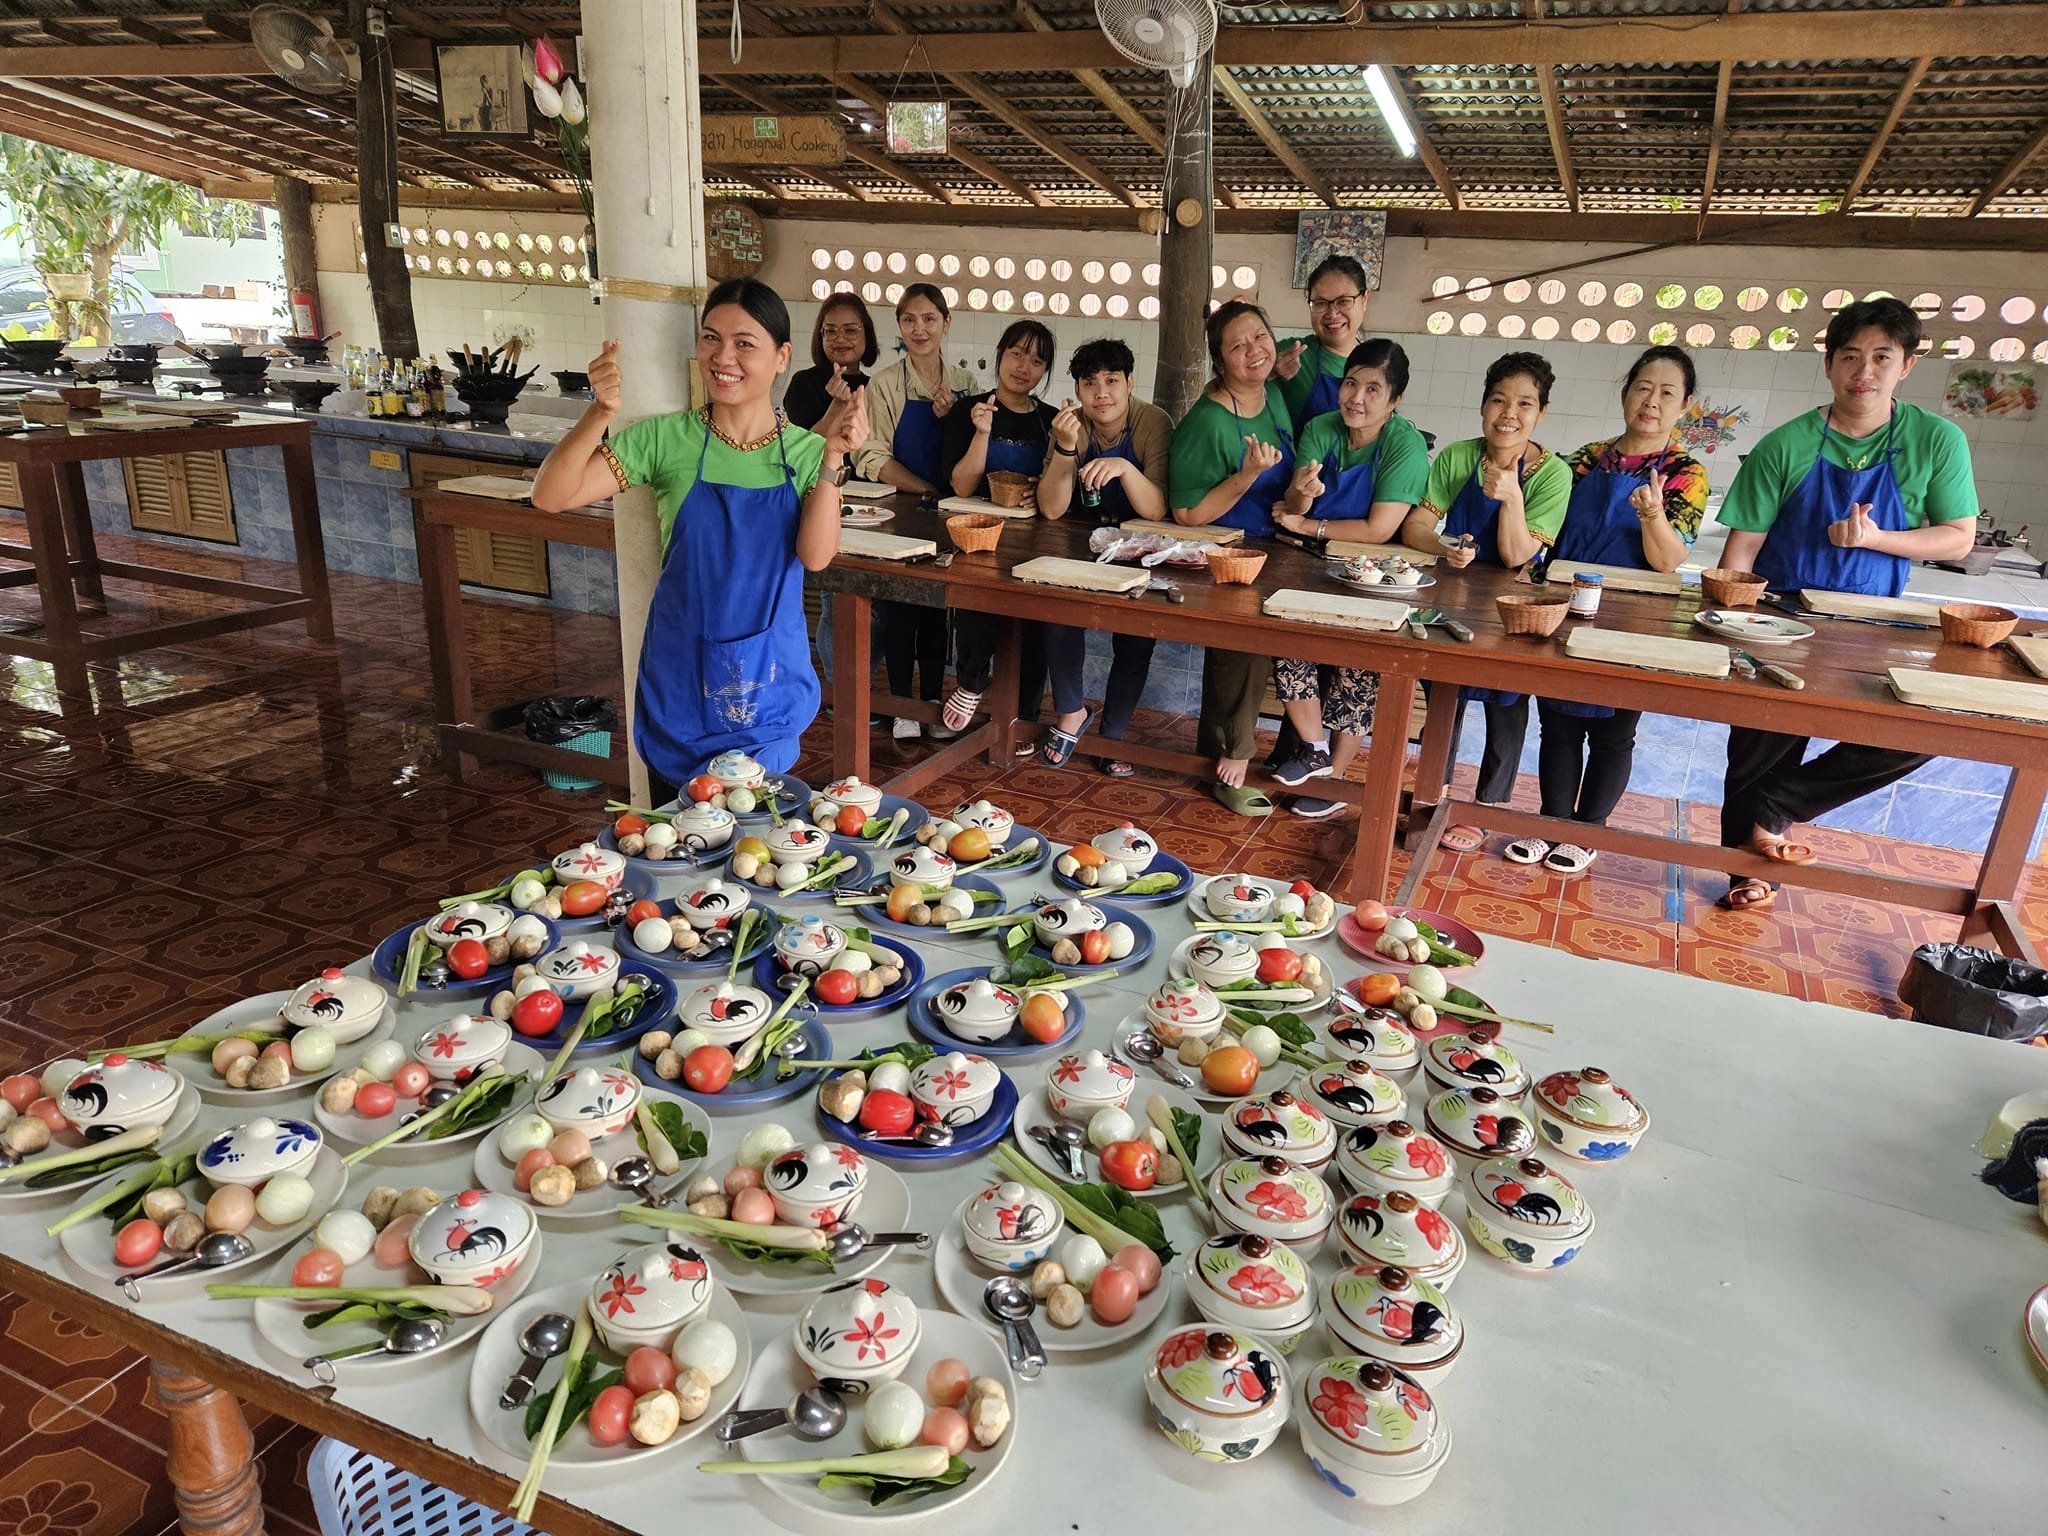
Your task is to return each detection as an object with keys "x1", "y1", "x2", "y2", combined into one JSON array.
[
  {"x1": 307, "y1": 1438, "x2": 539, "y2": 1536},
  {"x1": 541, "y1": 727, "x2": 611, "y2": 791}
]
